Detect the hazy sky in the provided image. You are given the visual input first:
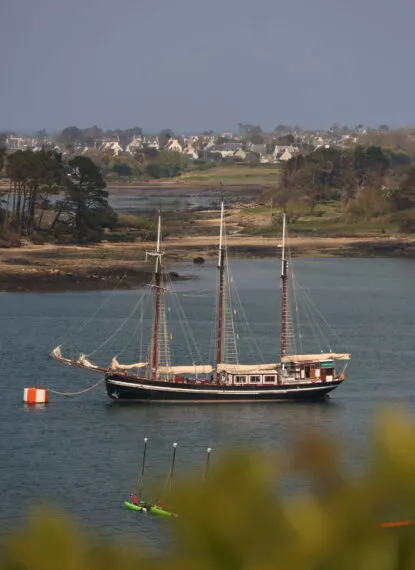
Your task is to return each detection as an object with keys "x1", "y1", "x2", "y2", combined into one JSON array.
[{"x1": 1, "y1": 0, "x2": 414, "y2": 133}]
